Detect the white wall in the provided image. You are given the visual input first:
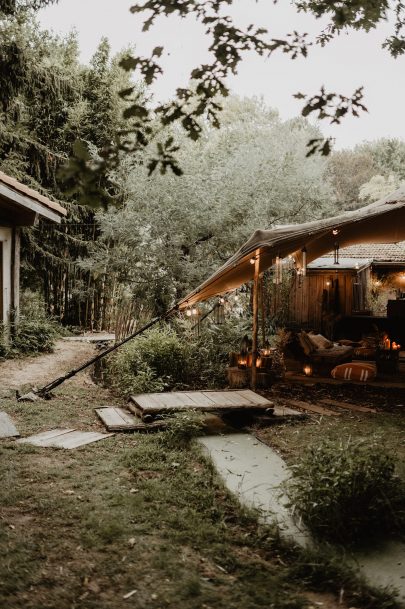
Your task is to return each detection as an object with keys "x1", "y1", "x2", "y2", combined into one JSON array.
[{"x1": 0, "y1": 227, "x2": 12, "y2": 326}]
